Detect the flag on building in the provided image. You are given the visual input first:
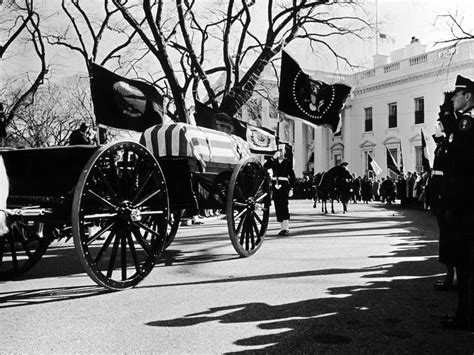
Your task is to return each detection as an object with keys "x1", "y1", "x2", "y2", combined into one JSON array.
[
  {"x1": 368, "y1": 153, "x2": 382, "y2": 176},
  {"x1": 89, "y1": 62, "x2": 164, "y2": 131},
  {"x1": 386, "y1": 147, "x2": 401, "y2": 175},
  {"x1": 378, "y1": 32, "x2": 395, "y2": 43},
  {"x1": 399, "y1": 143, "x2": 404, "y2": 174},
  {"x1": 278, "y1": 51, "x2": 351, "y2": 133},
  {"x1": 421, "y1": 129, "x2": 431, "y2": 173}
]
